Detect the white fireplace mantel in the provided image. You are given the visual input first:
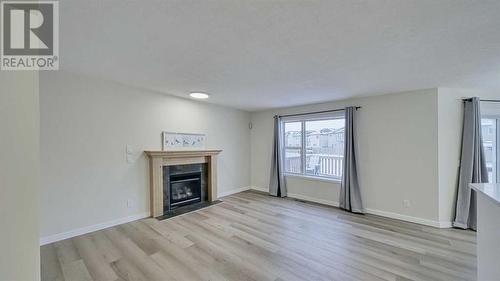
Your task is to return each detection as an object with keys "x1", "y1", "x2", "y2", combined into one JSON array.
[{"x1": 145, "y1": 149, "x2": 222, "y2": 217}]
